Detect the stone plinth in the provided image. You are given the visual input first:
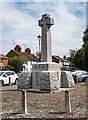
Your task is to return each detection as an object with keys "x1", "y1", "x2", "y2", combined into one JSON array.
[
  {"x1": 32, "y1": 62, "x2": 61, "y2": 91},
  {"x1": 61, "y1": 71, "x2": 75, "y2": 88},
  {"x1": 17, "y1": 72, "x2": 32, "y2": 90}
]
